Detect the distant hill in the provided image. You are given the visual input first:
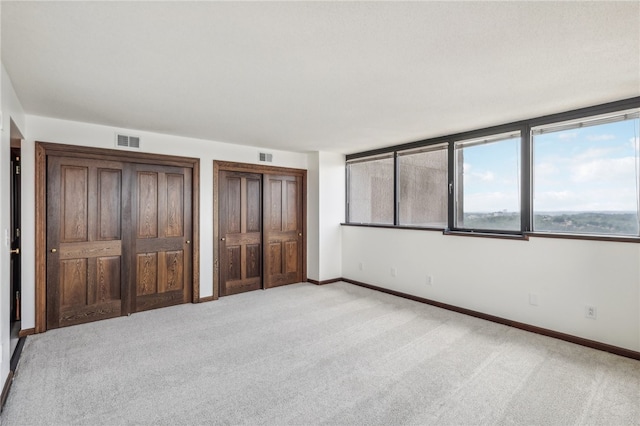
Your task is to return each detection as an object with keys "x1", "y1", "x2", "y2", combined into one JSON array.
[{"x1": 461, "y1": 212, "x2": 639, "y2": 235}]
